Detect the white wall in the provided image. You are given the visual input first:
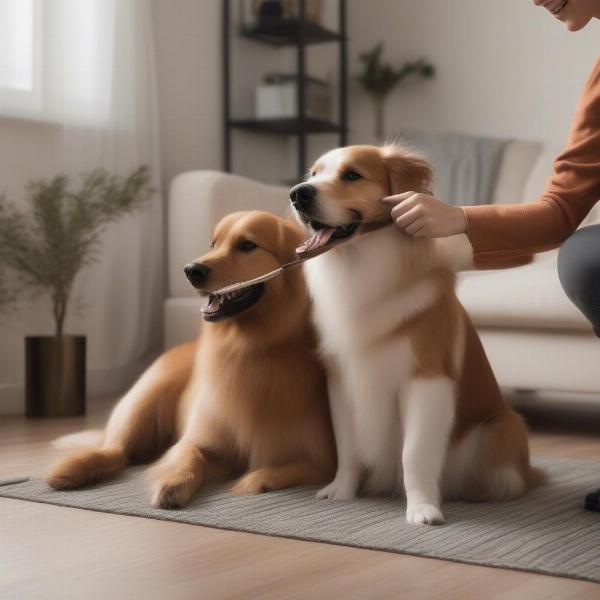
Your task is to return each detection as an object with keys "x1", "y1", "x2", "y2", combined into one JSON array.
[
  {"x1": 152, "y1": 0, "x2": 599, "y2": 185},
  {"x1": 347, "y1": 0, "x2": 599, "y2": 150},
  {"x1": 151, "y1": 0, "x2": 221, "y2": 185},
  {"x1": 152, "y1": 0, "x2": 292, "y2": 186}
]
